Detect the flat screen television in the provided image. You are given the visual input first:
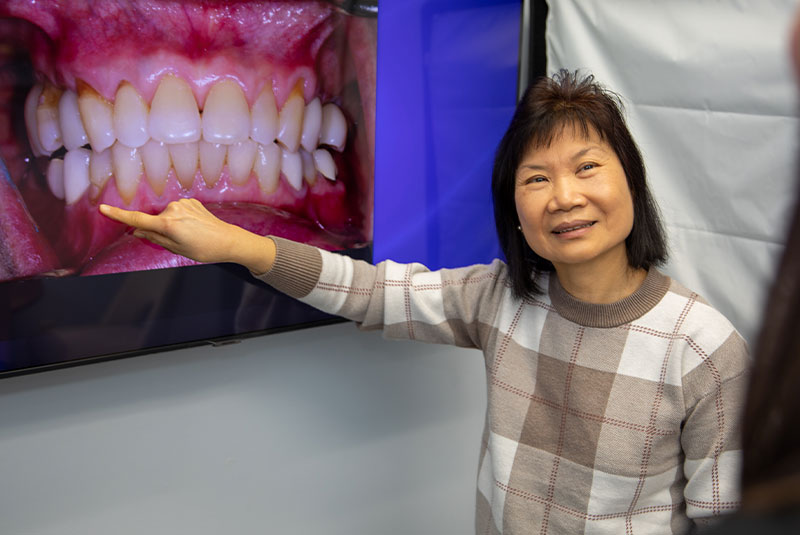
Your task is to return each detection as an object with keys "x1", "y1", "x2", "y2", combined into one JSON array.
[{"x1": 0, "y1": 0, "x2": 522, "y2": 378}]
